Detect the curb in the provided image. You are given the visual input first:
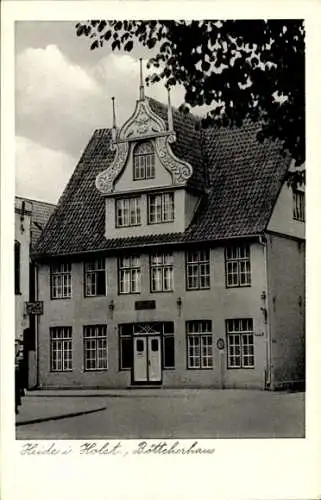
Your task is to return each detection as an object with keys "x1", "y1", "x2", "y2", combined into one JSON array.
[{"x1": 16, "y1": 406, "x2": 107, "y2": 427}]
